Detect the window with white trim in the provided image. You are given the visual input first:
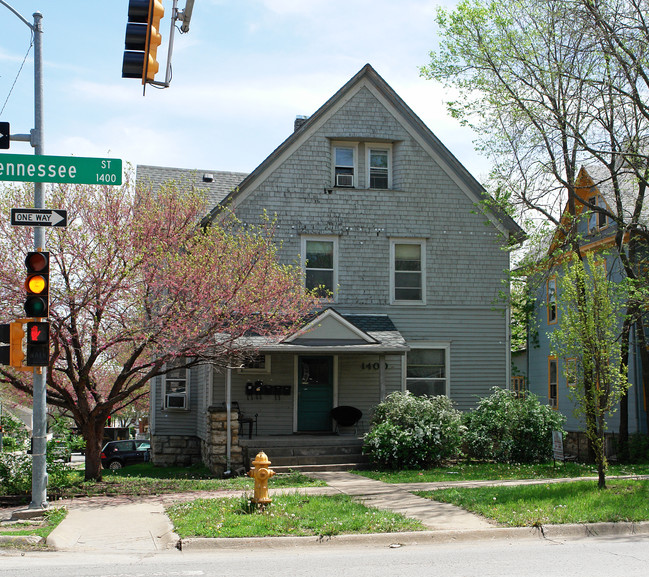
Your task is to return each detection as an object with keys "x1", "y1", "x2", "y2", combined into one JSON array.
[
  {"x1": 391, "y1": 240, "x2": 425, "y2": 303},
  {"x1": 163, "y1": 359, "x2": 189, "y2": 410},
  {"x1": 334, "y1": 145, "x2": 356, "y2": 187},
  {"x1": 302, "y1": 236, "x2": 338, "y2": 299},
  {"x1": 406, "y1": 346, "x2": 449, "y2": 396},
  {"x1": 367, "y1": 146, "x2": 391, "y2": 189}
]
